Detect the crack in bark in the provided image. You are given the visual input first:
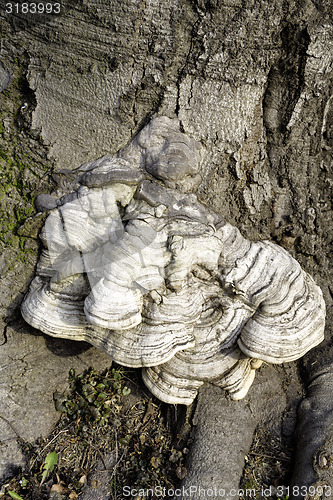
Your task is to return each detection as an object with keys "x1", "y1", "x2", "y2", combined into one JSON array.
[
  {"x1": 1, "y1": 324, "x2": 8, "y2": 346},
  {"x1": 175, "y1": 14, "x2": 203, "y2": 120}
]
